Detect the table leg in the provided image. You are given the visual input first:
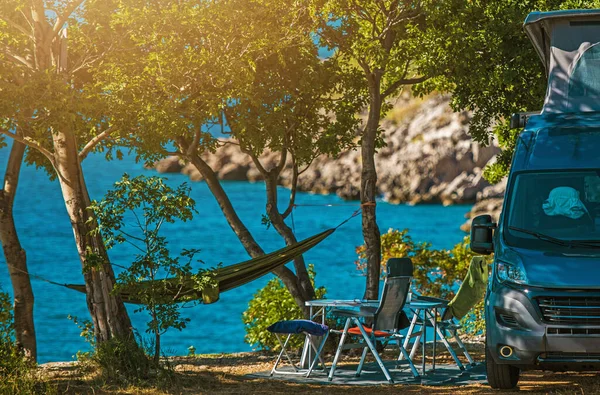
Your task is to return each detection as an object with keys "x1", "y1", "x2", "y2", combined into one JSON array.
[
  {"x1": 432, "y1": 308, "x2": 437, "y2": 371},
  {"x1": 422, "y1": 309, "x2": 426, "y2": 374},
  {"x1": 400, "y1": 310, "x2": 419, "y2": 362}
]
